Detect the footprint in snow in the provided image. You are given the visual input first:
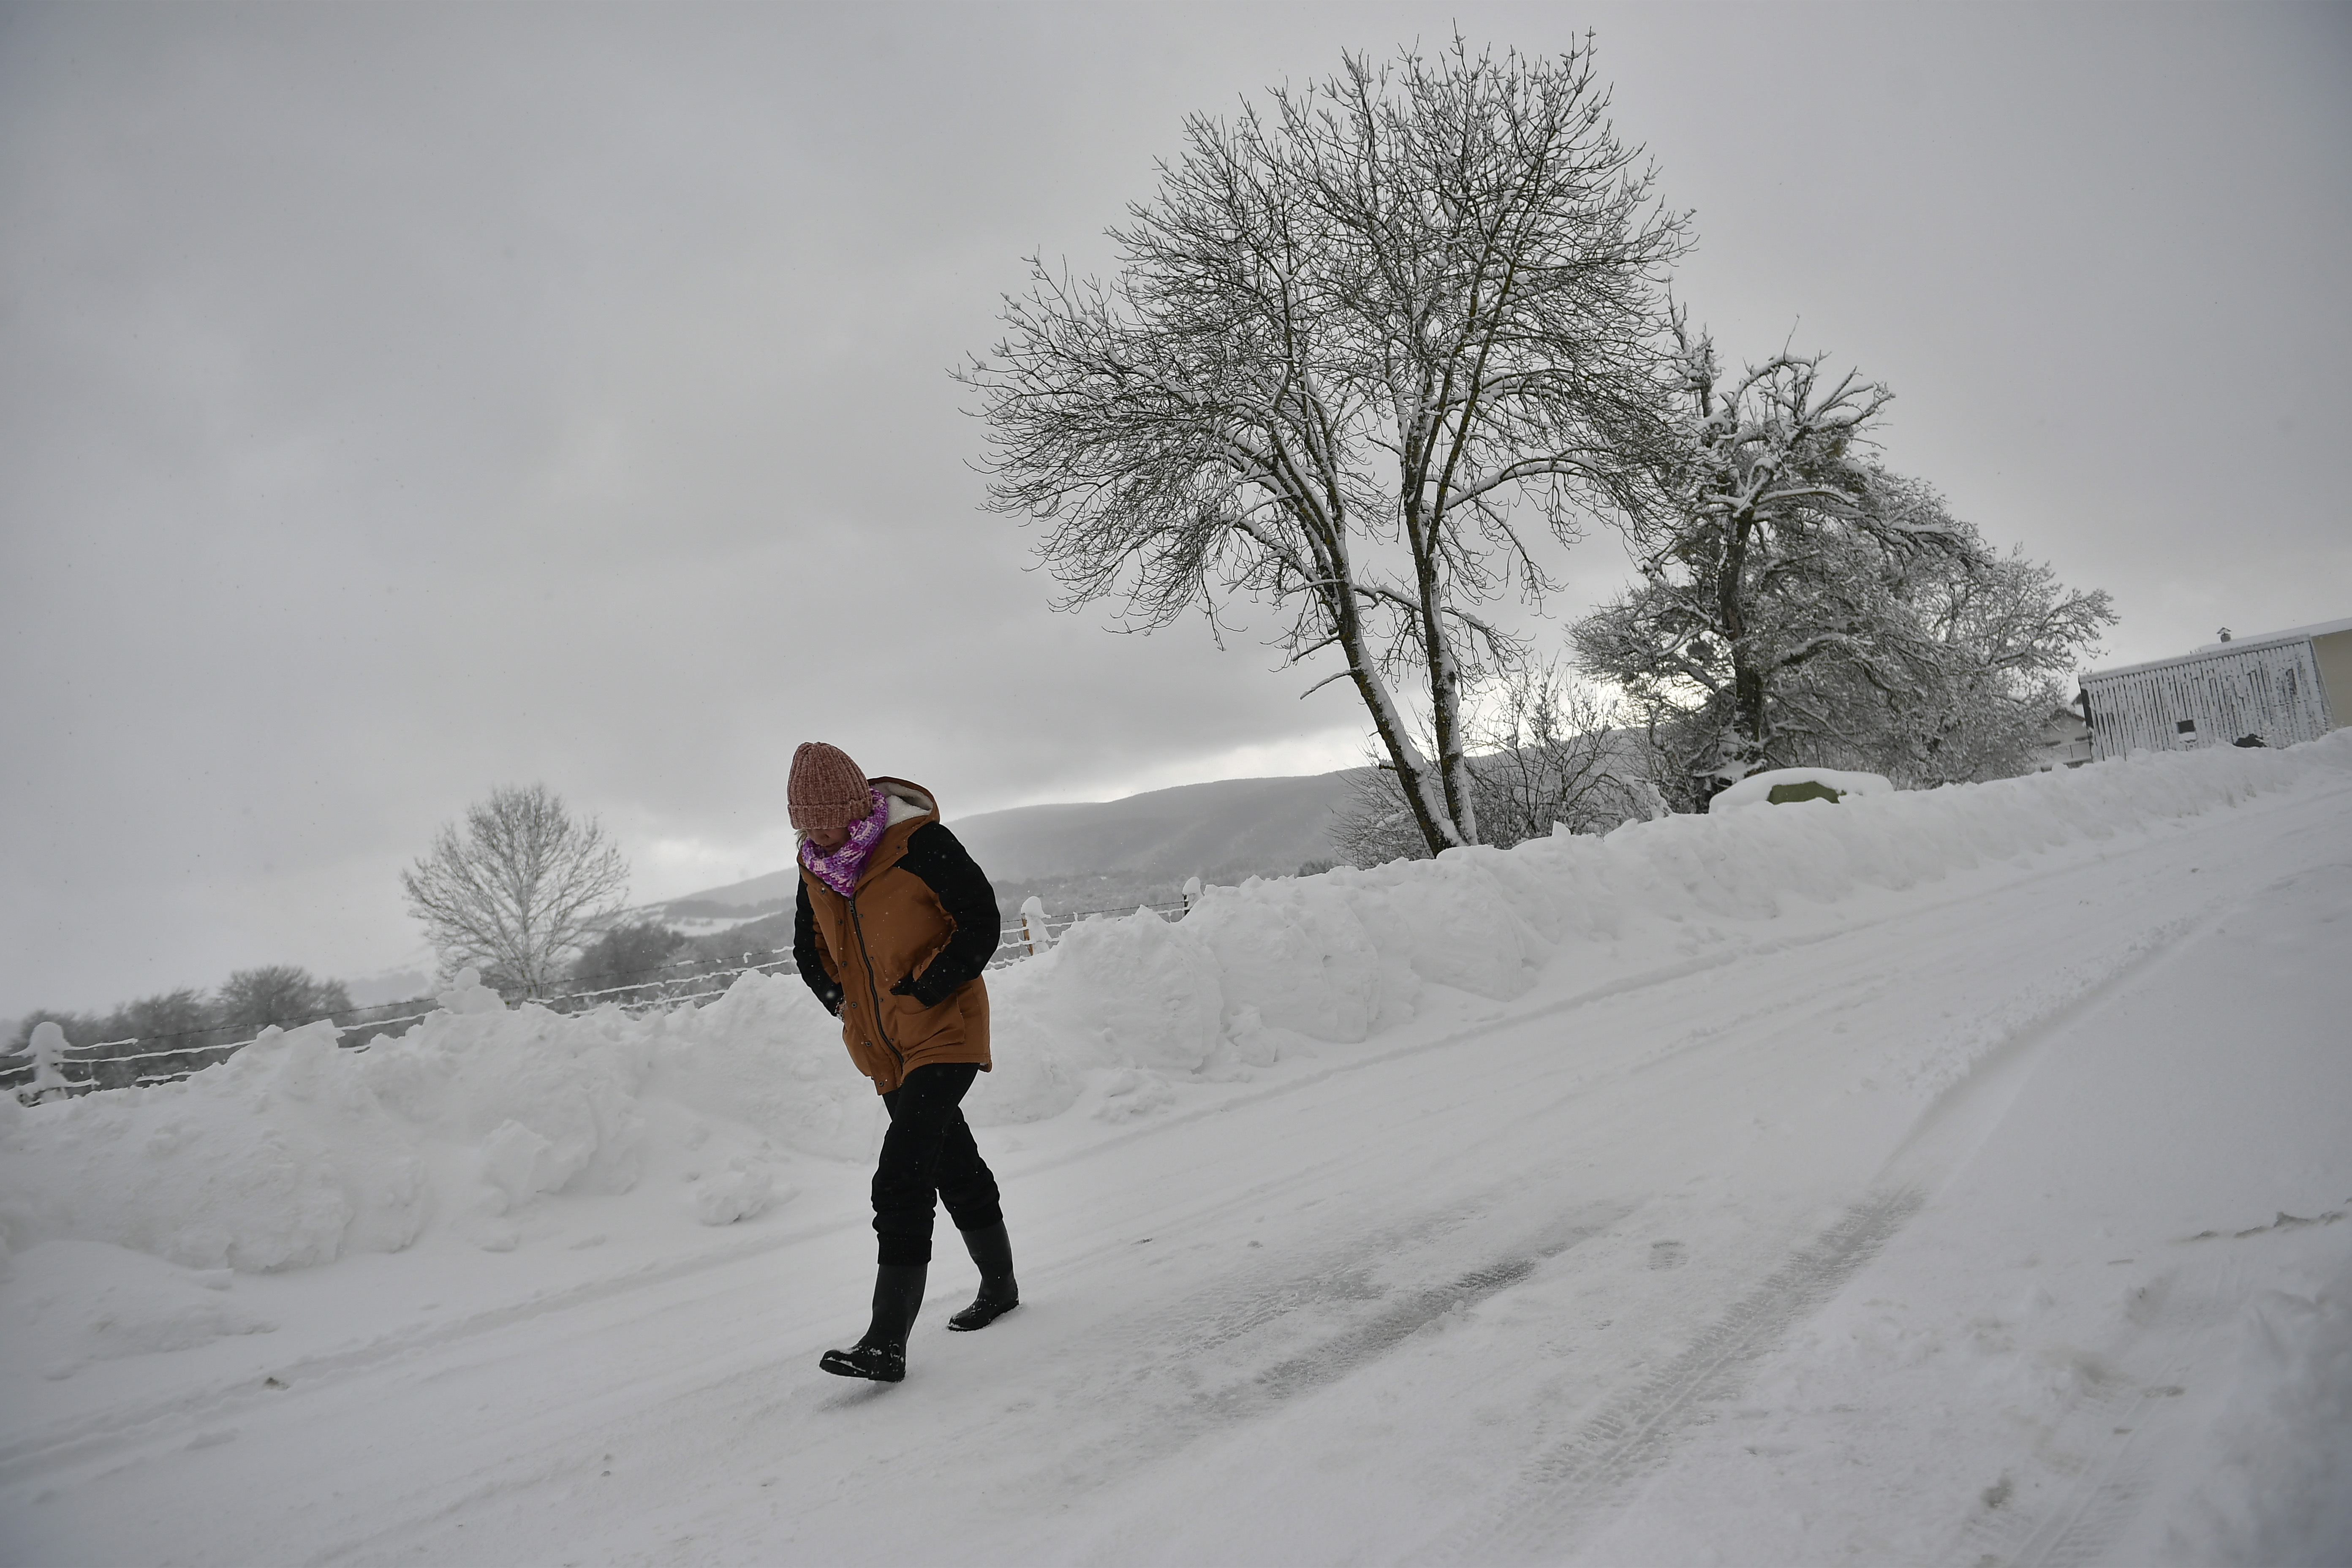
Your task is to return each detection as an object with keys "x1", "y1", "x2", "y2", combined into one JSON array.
[{"x1": 1650, "y1": 1240, "x2": 1688, "y2": 1270}]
